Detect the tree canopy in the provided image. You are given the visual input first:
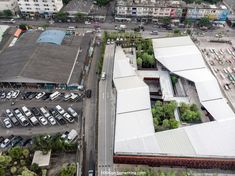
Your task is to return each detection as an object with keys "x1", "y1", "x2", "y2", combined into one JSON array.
[{"x1": 179, "y1": 103, "x2": 201, "y2": 123}]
